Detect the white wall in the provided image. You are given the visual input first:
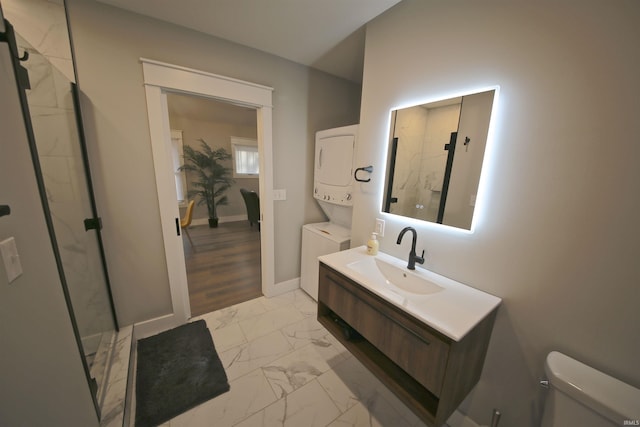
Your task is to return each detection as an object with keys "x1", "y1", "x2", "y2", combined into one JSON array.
[
  {"x1": 355, "y1": 0, "x2": 640, "y2": 425},
  {"x1": 0, "y1": 41, "x2": 98, "y2": 426},
  {"x1": 65, "y1": 0, "x2": 361, "y2": 325}
]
